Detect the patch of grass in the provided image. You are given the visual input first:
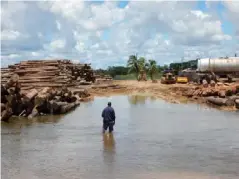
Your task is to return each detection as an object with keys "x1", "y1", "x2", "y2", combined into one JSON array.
[
  {"x1": 113, "y1": 73, "x2": 162, "y2": 80},
  {"x1": 114, "y1": 74, "x2": 137, "y2": 80}
]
